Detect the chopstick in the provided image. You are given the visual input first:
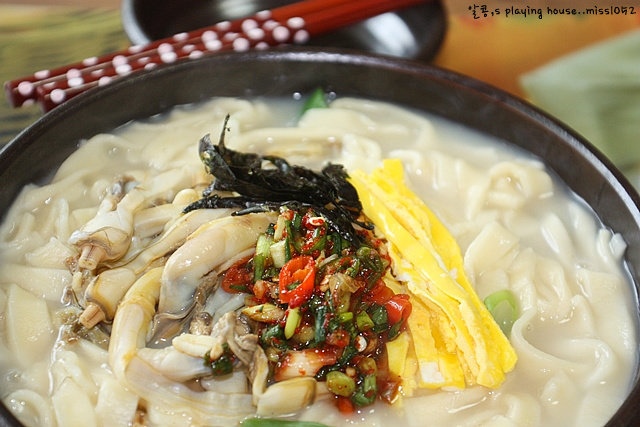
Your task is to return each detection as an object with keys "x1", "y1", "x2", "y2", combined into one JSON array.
[{"x1": 5, "y1": 0, "x2": 430, "y2": 113}]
